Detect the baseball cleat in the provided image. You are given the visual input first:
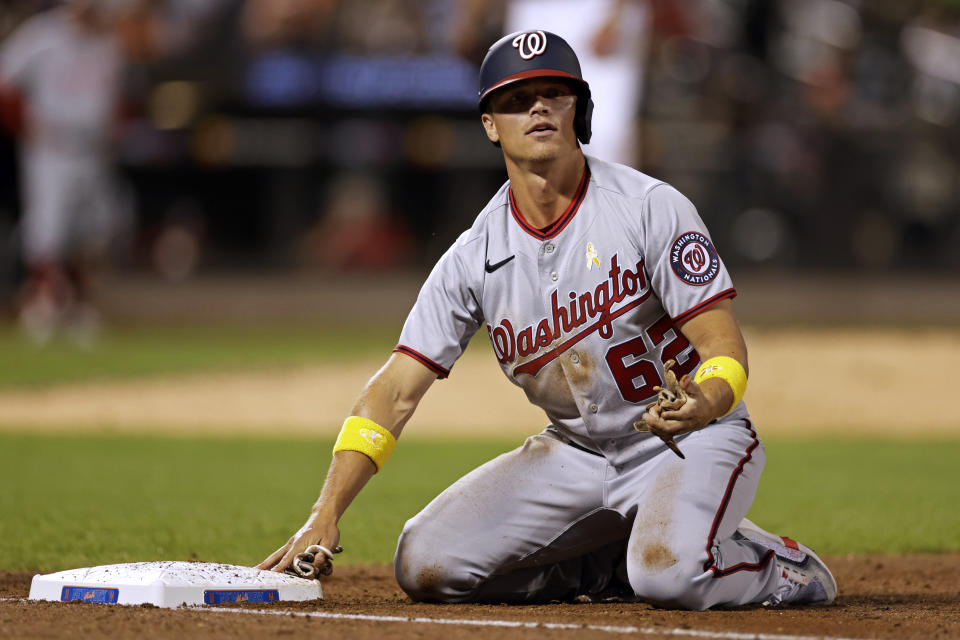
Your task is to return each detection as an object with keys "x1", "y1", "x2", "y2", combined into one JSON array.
[{"x1": 737, "y1": 518, "x2": 838, "y2": 606}]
